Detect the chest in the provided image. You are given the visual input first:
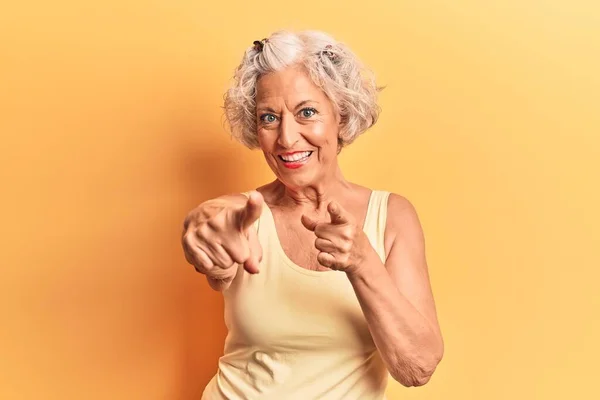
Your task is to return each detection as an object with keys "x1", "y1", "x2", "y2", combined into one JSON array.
[
  {"x1": 221, "y1": 197, "x2": 384, "y2": 353},
  {"x1": 273, "y1": 212, "x2": 327, "y2": 271},
  {"x1": 224, "y1": 262, "x2": 375, "y2": 353},
  {"x1": 269, "y1": 205, "x2": 371, "y2": 272}
]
